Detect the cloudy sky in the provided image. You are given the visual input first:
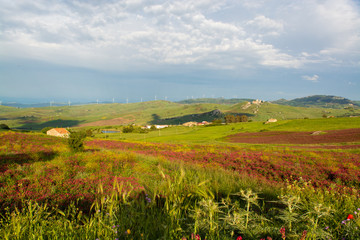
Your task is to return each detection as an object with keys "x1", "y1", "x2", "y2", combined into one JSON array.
[{"x1": 1, "y1": 0, "x2": 359, "y2": 103}]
